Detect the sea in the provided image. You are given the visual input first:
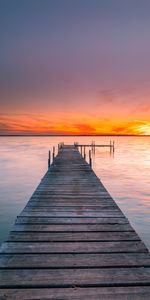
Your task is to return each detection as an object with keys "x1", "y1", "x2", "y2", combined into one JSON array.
[{"x1": 0, "y1": 136, "x2": 150, "y2": 250}]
